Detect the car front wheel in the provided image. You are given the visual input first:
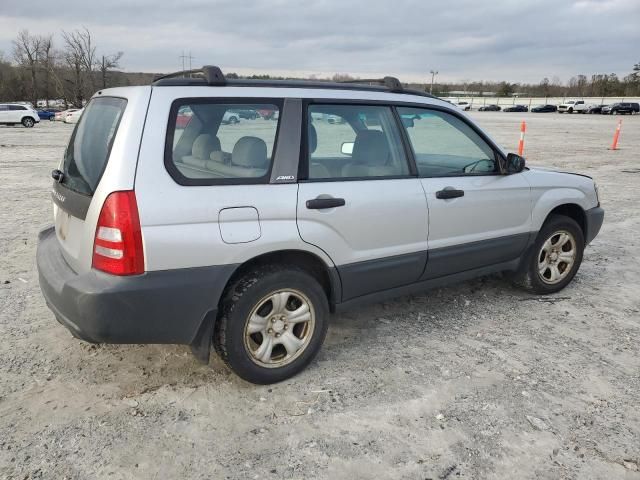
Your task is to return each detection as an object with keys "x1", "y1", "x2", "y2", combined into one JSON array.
[
  {"x1": 214, "y1": 266, "x2": 329, "y2": 384},
  {"x1": 514, "y1": 215, "x2": 584, "y2": 295},
  {"x1": 22, "y1": 117, "x2": 35, "y2": 128}
]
